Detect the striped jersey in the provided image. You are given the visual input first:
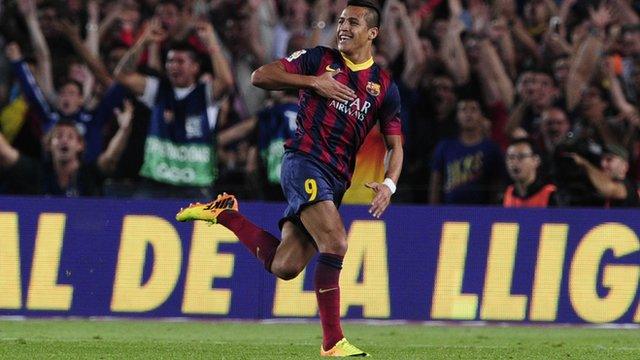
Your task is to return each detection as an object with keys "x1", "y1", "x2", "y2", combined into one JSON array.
[{"x1": 280, "y1": 46, "x2": 402, "y2": 183}]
